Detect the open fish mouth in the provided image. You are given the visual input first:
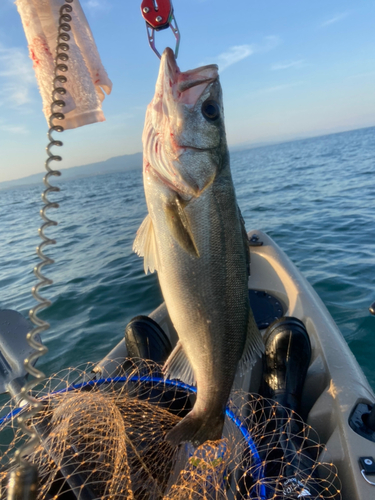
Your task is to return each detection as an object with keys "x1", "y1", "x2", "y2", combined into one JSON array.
[
  {"x1": 162, "y1": 48, "x2": 219, "y2": 106},
  {"x1": 143, "y1": 49, "x2": 223, "y2": 198}
]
